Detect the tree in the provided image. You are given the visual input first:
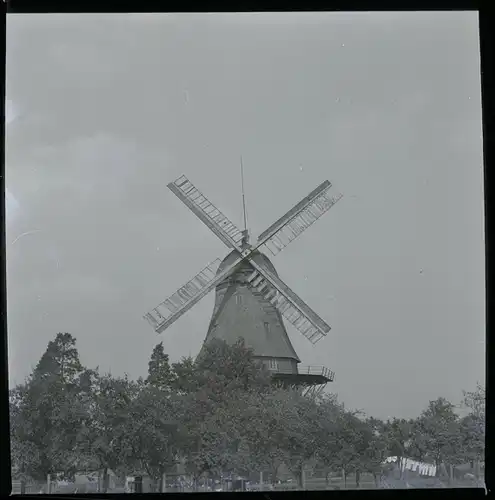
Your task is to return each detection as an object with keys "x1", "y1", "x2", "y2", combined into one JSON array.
[
  {"x1": 459, "y1": 415, "x2": 484, "y2": 475},
  {"x1": 361, "y1": 417, "x2": 389, "y2": 487},
  {"x1": 460, "y1": 384, "x2": 485, "y2": 478},
  {"x1": 311, "y1": 394, "x2": 345, "y2": 486},
  {"x1": 240, "y1": 387, "x2": 299, "y2": 483},
  {"x1": 84, "y1": 373, "x2": 140, "y2": 492},
  {"x1": 183, "y1": 397, "x2": 247, "y2": 485},
  {"x1": 146, "y1": 342, "x2": 175, "y2": 390},
  {"x1": 242, "y1": 389, "x2": 346, "y2": 488},
  {"x1": 170, "y1": 356, "x2": 198, "y2": 395},
  {"x1": 33, "y1": 332, "x2": 84, "y2": 385},
  {"x1": 9, "y1": 384, "x2": 43, "y2": 485},
  {"x1": 382, "y1": 417, "x2": 413, "y2": 478},
  {"x1": 408, "y1": 417, "x2": 429, "y2": 463},
  {"x1": 124, "y1": 379, "x2": 185, "y2": 491},
  {"x1": 413, "y1": 397, "x2": 462, "y2": 481},
  {"x1": 170, "y1": 339, "x2": 271, "y2": 488},
  {"x1": 462, "y1": 383, "x2": 485, "y2": 420},
  {"x1": 9, "y1": 333, "x2": 90, "y2": 481},
  {"x1": 268, "y1": 388, "x2": 321, "y2": 487},
  {"x1": 287, "y1": 393, "x2": 327, "y2": 487},
  {"x1": 194, "y1": 338, "x2": 271, "y2": 395},
  {"x1": 330, "y1": 410, "x2": 371, "y2": 487}
]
